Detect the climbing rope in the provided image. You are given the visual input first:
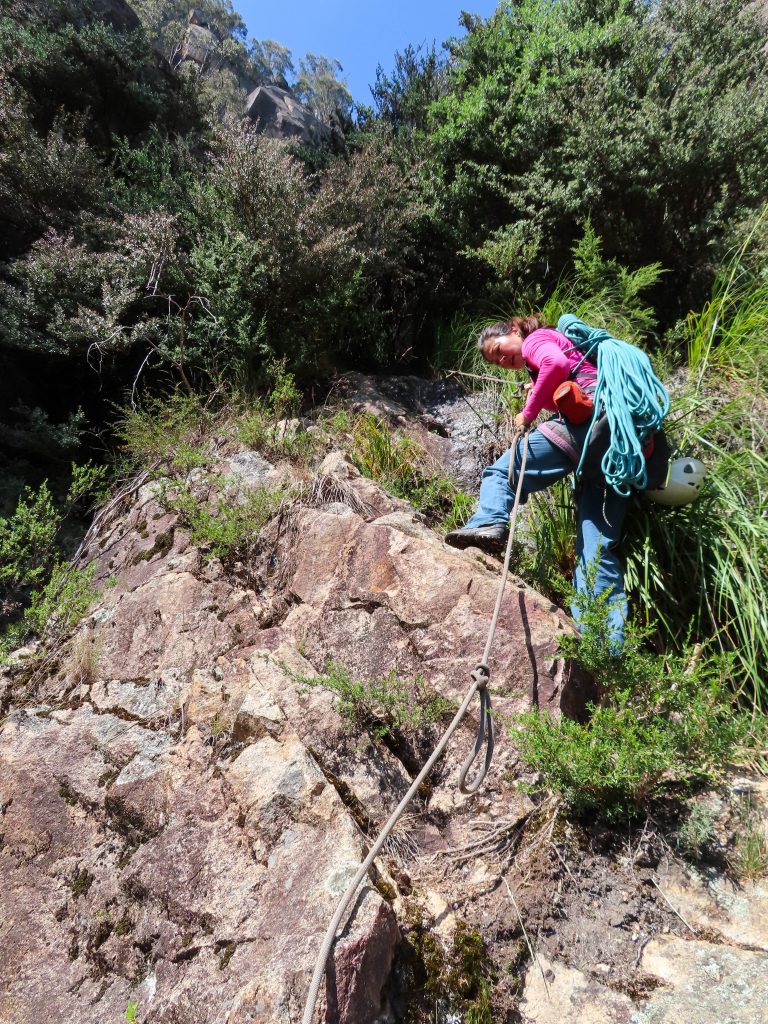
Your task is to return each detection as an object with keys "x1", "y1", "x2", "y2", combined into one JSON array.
[
  {"x1": 557, "y1": 314, "x2": 670, "y2": 496},
  {"x1": 301, "y1": 432, "x2": 530, "y2": 1024}
]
